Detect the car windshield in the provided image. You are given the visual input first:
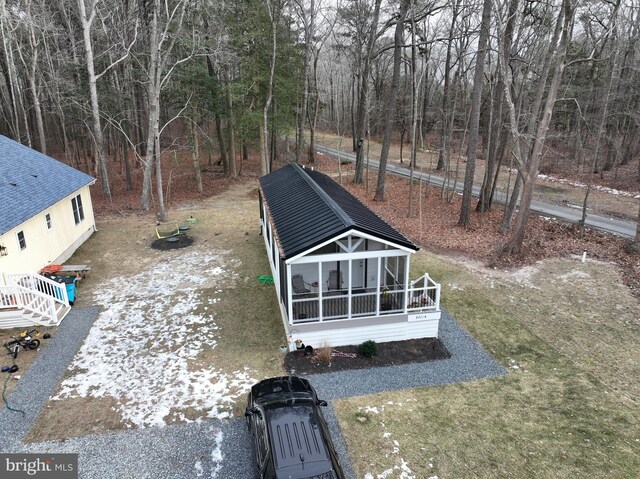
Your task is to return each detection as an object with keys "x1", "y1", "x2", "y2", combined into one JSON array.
[{"x1": 259, "y1": 394, "x2": 314, "y2": 408}]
